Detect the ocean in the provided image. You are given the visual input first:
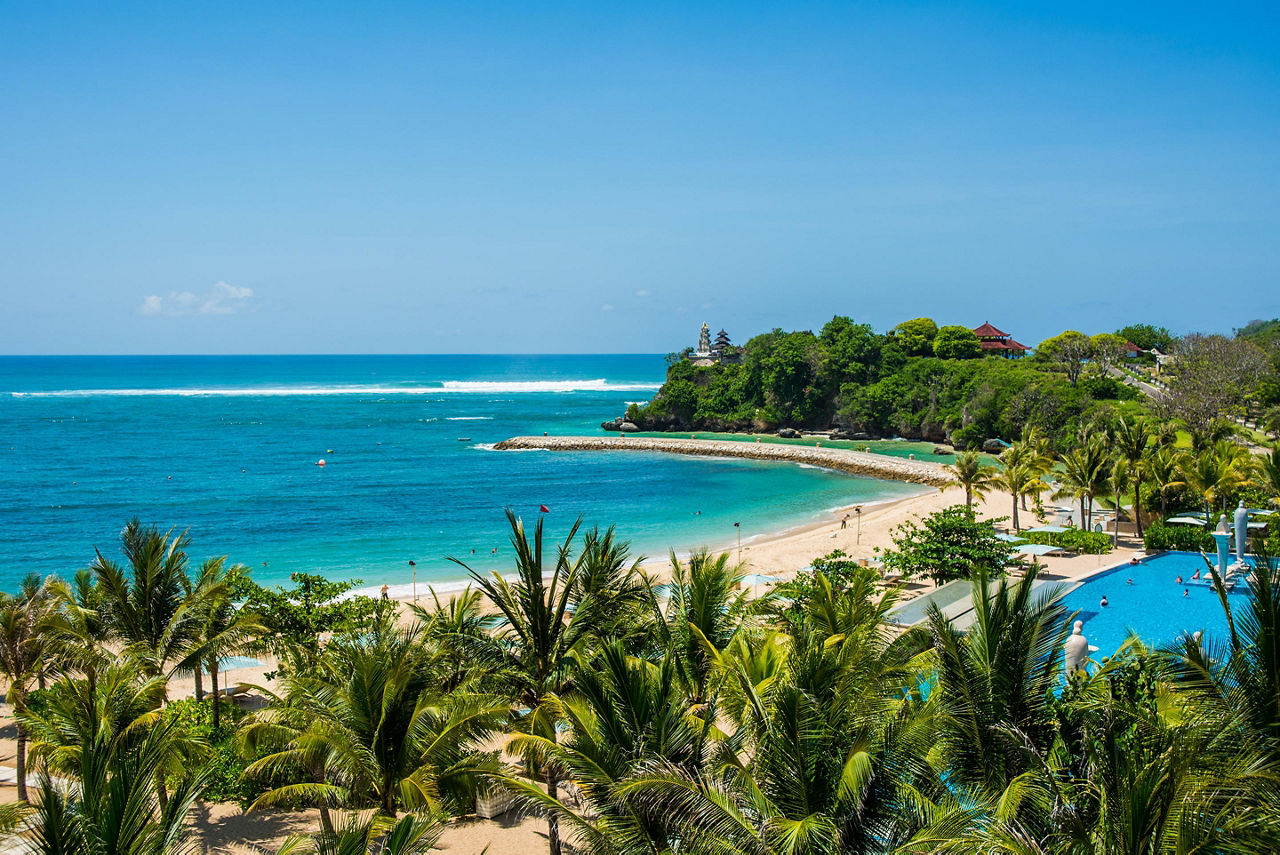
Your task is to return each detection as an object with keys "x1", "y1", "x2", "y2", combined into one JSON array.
[{"x1": 0, "y1": 355, "x2": 926, "y2": 595}]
